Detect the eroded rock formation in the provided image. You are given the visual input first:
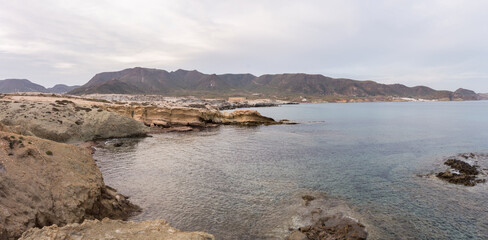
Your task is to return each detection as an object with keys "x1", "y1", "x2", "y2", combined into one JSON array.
[{"x1": 101, "y1": 105, "x2": 277, "y2": 128}]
